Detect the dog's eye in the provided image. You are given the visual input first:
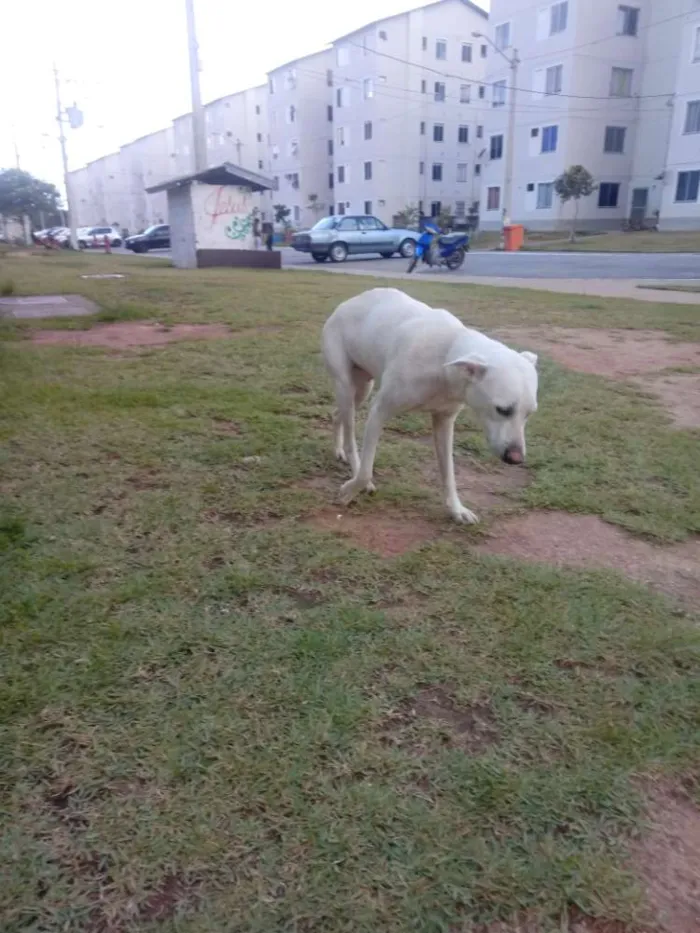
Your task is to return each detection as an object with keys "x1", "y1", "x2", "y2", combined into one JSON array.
[{"x1": 496, "y1": 405, "x2": 515, "y2": 418}]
